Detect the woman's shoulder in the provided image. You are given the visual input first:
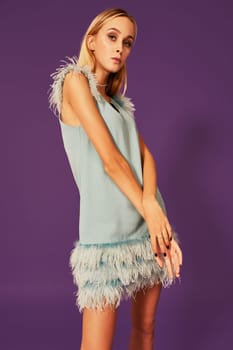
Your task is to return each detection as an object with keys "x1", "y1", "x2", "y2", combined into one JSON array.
[
  {"x1": 48, "y1": 55, "x2": 102, "y2": 117},
  {"x1": 48, "y1": 55, "x2": 136, "y2": 119}
]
